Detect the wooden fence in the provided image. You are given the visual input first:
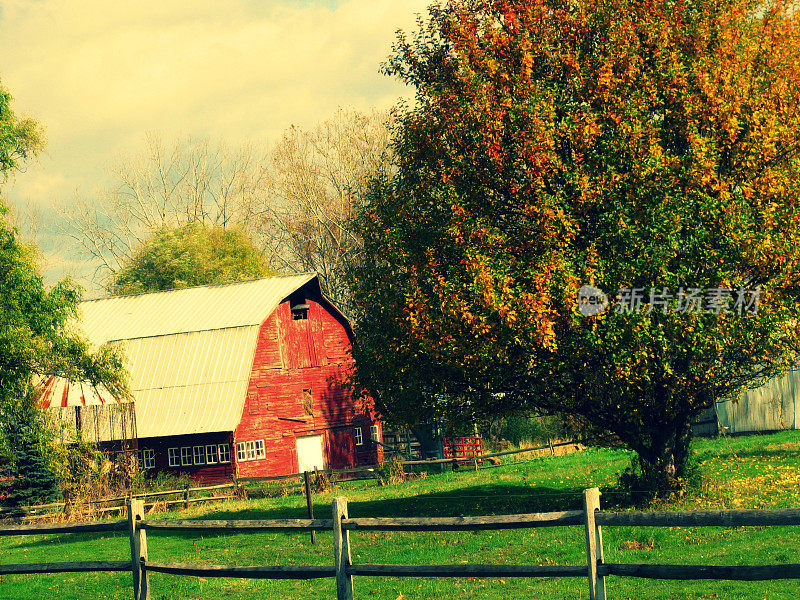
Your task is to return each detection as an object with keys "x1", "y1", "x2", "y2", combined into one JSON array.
[
  {"x1": 0, "y1": 482, "x2": 241, "y2": 520},
  {"x1": 0, "y1": 440, "x2": 581, "y2": 521},
  {"x1": 0, "y1": 465, "x2": 381, "y2": 520},
  {"x1": 2, "y1": 488, "x2": 800, "y2": 599},
  {"x1": 396, "y1": 438, "x2": 580, "y2": 466}
]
